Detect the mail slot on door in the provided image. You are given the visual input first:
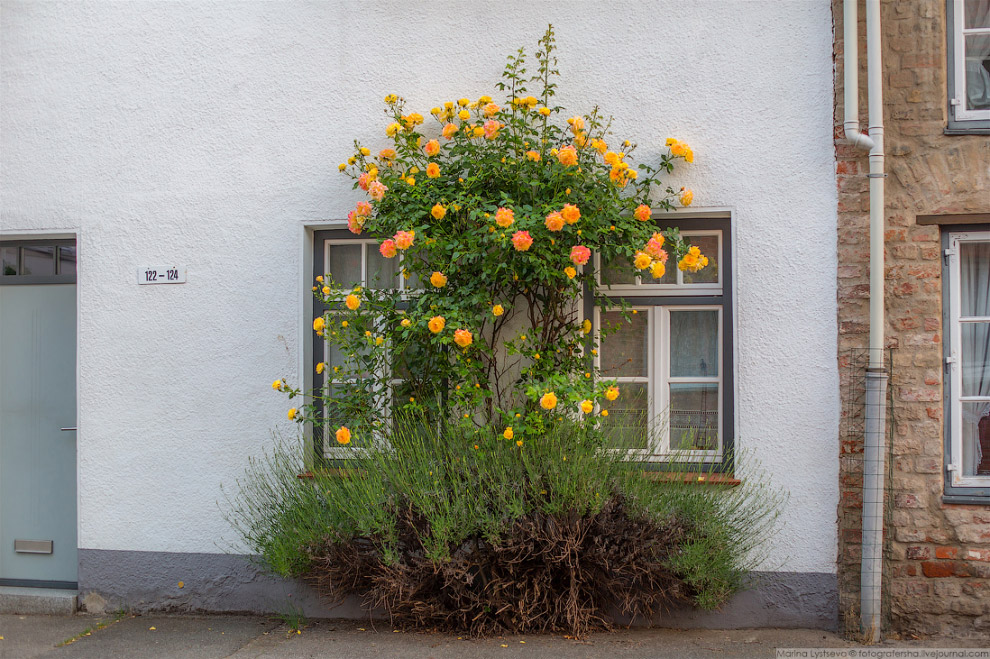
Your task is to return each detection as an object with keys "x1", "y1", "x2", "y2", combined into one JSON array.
[{"x1": 14, "y1": 540, "x2": 53, "y2": 554}]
